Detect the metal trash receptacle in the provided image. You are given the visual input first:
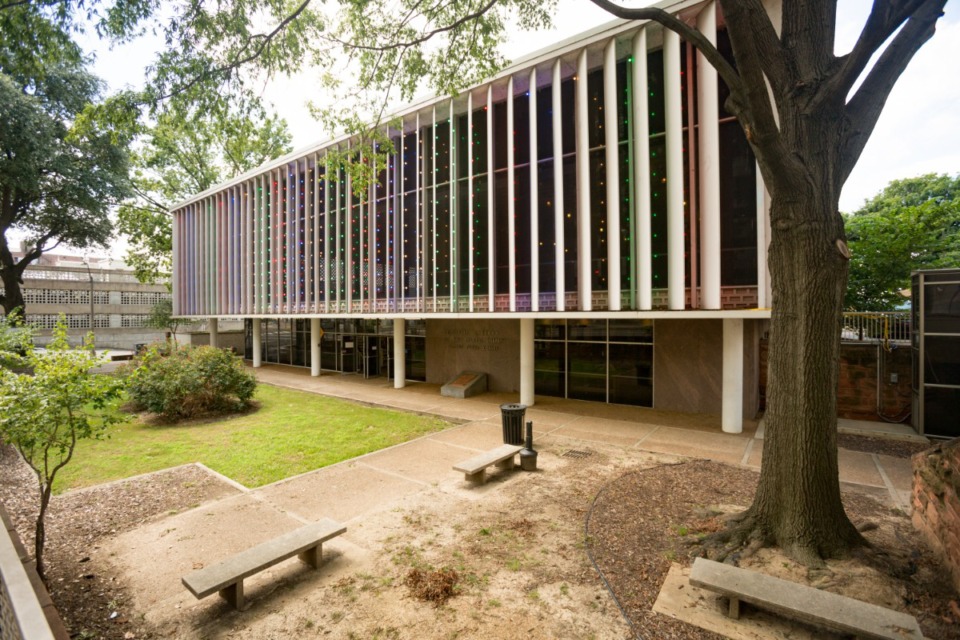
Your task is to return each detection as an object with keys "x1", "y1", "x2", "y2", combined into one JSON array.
[{"x1": 500, "y1": 403, "x2": 526, "y2": 445}]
